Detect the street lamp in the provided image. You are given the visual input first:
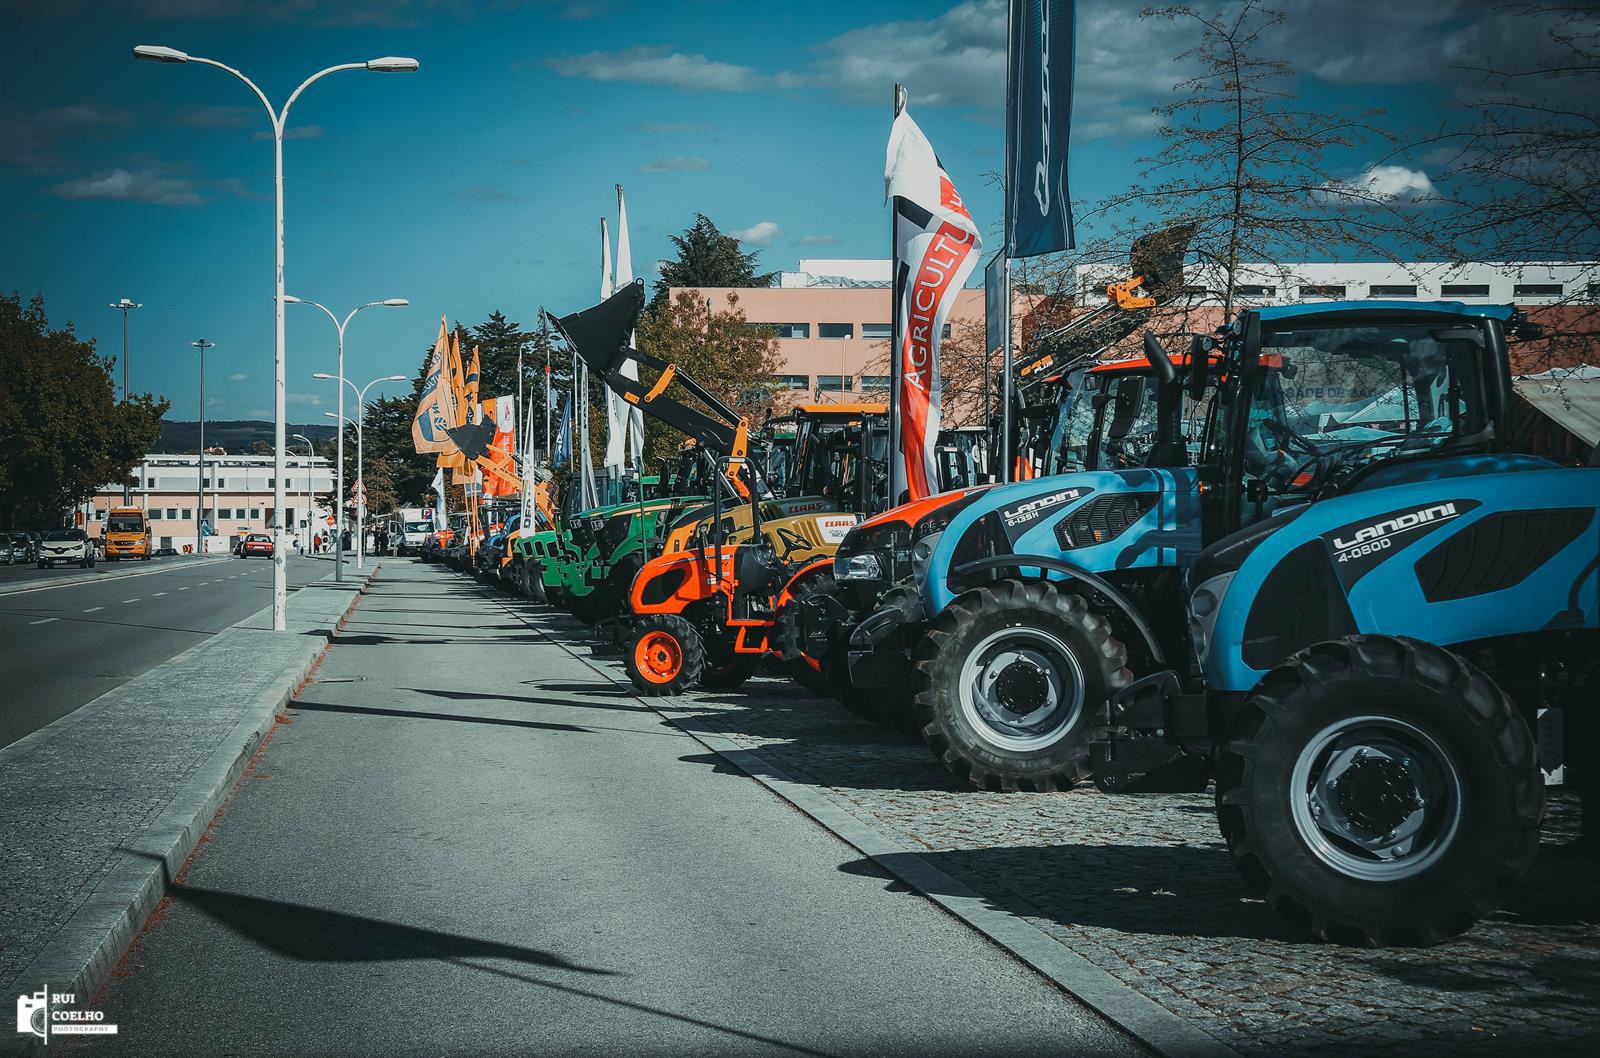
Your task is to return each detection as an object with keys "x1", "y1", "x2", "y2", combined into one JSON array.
[
  {"x1": 314, "y1": 371, "x2": 407, "y2": 569},
  {"x1": 135, "y1": 44, "x2": 418, "y2": 630},
  {"x1": 191, "y1": 338, "x2": 216, "y2": 555},
  {"x1": 291, "y1": 432, "x2": 314, "y2": 554},
  {"x1": 289, "y1": 297, "x2": 407, "y2": 582},
  {"x1": 110, "y1": 298, "x2": 142, "y2": 503}
]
